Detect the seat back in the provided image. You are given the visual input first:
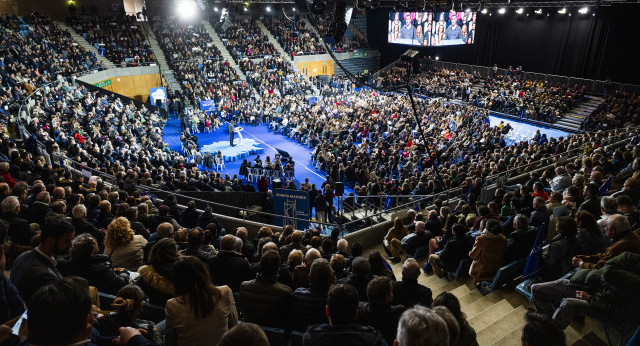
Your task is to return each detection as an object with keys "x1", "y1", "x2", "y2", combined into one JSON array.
[
  {"x1": 491, "y1": 258, "x2": 526, "y2": 291},
  {"x1": 290, "y1": 331, "x2": 304, "y2": 346},
  {"x1": 260, "y1": 326, "x2": 288, "y2": 346}
]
